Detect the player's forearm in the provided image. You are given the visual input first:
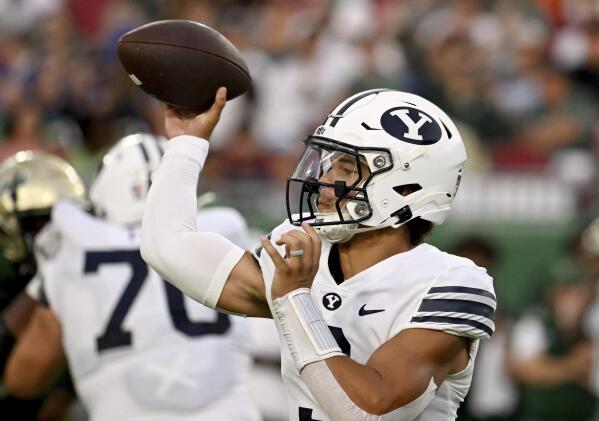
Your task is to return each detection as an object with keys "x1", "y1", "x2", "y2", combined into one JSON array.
[
  {"x1": 323, "y1": 356, "x2": 430, "y2": 415},
  {"x1": 141, "y1": 136, "x2": 245, "y2": 308},
  {"x1": 301, "y1": 359, "x2": 437, "y2": 420},
  {"x1": 272, "y1": 289, "x2": 436, "y2": 419},
  {"x1": 5, "y1": 351, "x2": 62, "y2": 398},
  {"x1": 325, "y1": 356, "x2": 390, "y2": 415},
  {"x1": 2, "y1": 293, "x2": 37, "y2": 338},
  {"x1": 4, "y1": 307, "x2": 65, "y2": 398}
]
